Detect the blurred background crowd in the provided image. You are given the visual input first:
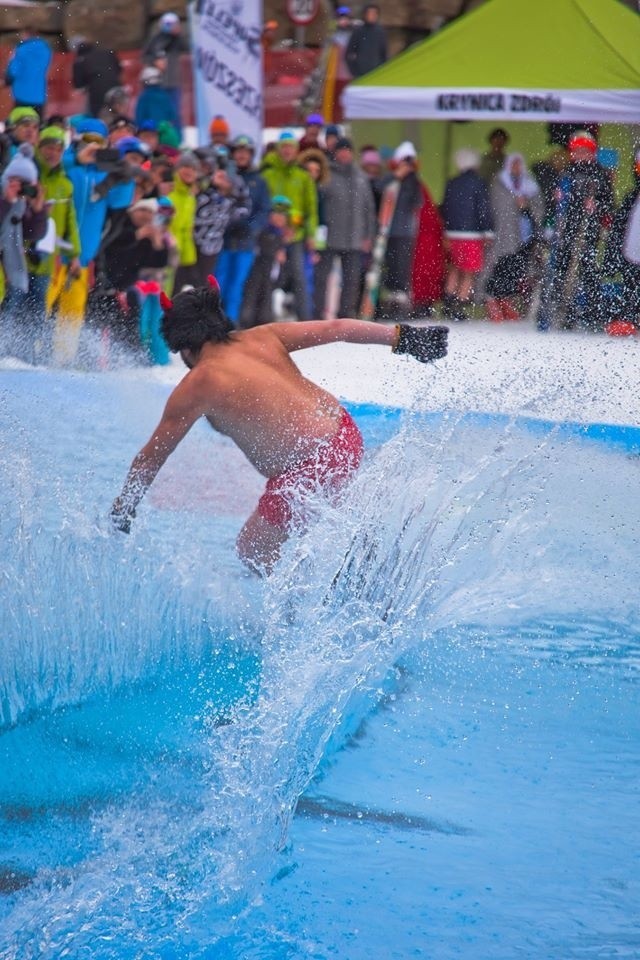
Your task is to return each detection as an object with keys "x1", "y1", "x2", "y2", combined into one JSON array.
[{"x1": 1, "y1": 1, "x2": 639, "y2": 369}]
